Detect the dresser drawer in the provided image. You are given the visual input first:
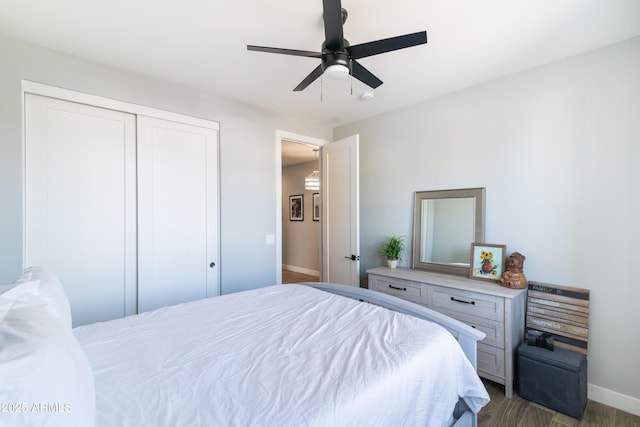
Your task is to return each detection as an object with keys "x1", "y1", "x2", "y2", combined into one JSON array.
[
  {"x1": 478, "y1": 342, "x2": 505, "y2": 379},
  {"x1": 438, "y1": 309, "x2": 505, "y2": 349},
  {"x1": 430, "y1": 285, "x2": 504, "y2": 322},
  {"x1": 369, "y1": 275, "x2": 424, "y2": 304}
]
